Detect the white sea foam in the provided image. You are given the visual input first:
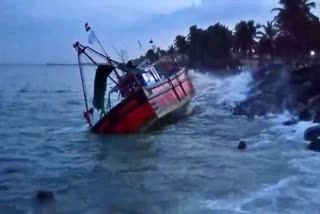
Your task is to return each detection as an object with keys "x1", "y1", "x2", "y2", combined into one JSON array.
[
  {"x1": 54, "y1": 125, "x2": 89, "y2": 134},
  {"x1": 289, "y1": 154, "x2": 320, "y2": 174},
  {"x1": 214, "y1": 71, "x2": 253, "y2": 107},
  {"x1": 204, "y1": 176, "x2": 298, "y2": 213},
  {"x1": 267, "y1": 111, "x2": 315, "y2": 141},
  {"x1": 190, "y1": 69, "x2": 253, "y2": 107}
]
